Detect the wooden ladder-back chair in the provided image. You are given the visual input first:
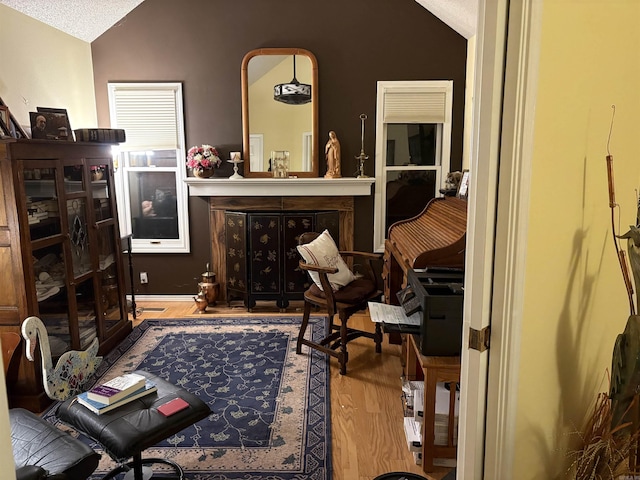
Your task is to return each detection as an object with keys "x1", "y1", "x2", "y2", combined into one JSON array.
[{"x1": 296, "y1": 231, "x2": 383, "y2": 375}]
